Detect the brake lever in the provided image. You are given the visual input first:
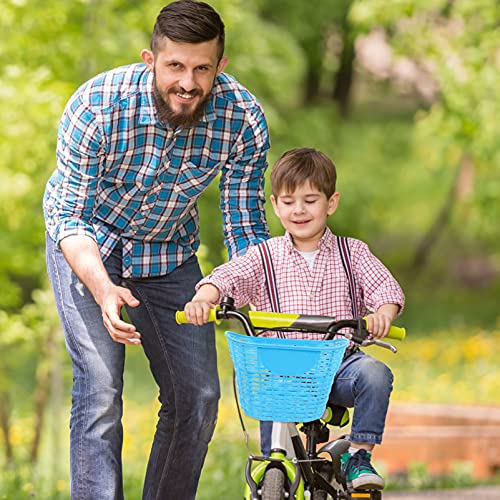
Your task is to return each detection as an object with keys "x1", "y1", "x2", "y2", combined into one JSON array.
[{"x1": 361, "y1": 339, "x2": 398, "y2": 353}]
